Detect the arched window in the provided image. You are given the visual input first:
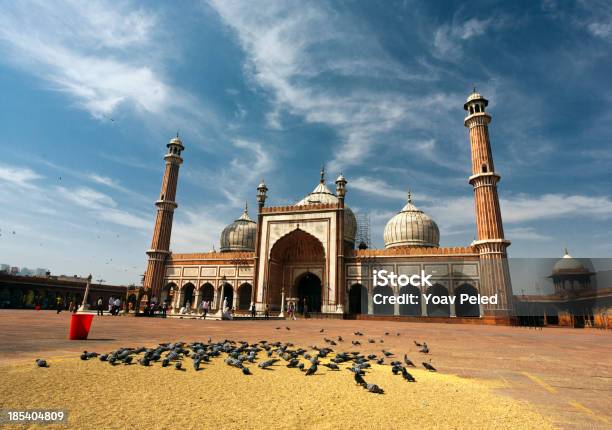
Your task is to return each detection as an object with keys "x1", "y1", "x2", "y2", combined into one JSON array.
[
  {"x1": 475, "y1": 104, "x2": 480, "y2": 113},
  {"x1": 481, "y1": 164, "x2": 488, "y2": 173},
  {"x1": 469, "y1": 106, "x2": 474, "y2": 114}
]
